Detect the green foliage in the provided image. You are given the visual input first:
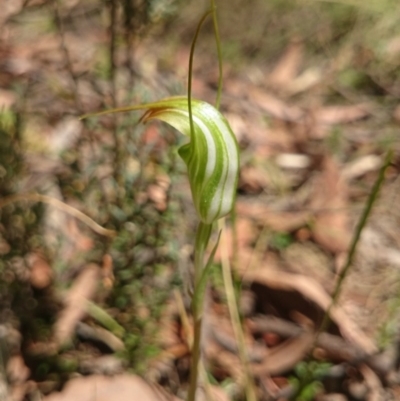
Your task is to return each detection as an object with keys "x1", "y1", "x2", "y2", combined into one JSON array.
[
  {"x1": 269, "y1": 231, "x2": 293, "y2": 251},
  {"x1": 192, "y1": 228, "x2": 220, "y2": 316},
  {"x1": 2, "y1": 0, "x2": 398, "y2": 396},
  {"x1": 289, "y1": 360, "x2": 332, "y2": 401}
]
